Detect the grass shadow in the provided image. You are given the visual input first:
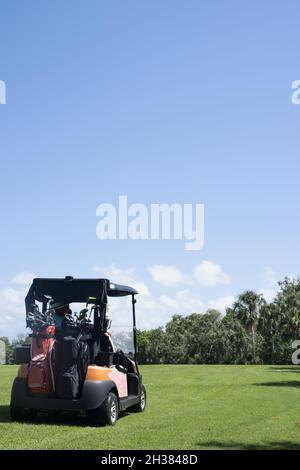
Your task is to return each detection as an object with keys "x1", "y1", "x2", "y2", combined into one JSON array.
[
  {"x1": 0, "y1": 404, "x2": 130, "y2": 427},
  {"x1": 268, "y1": 366, "x2": 300, "y2": 373},
  {"x1": 0, "y1": 405, "x2": 88, "y2": 426},
  {"x1": 0, "y1": 405, "x2": 11, "y2": 423},
  {"x1": 195, "y1": 440, "x2": 300, "y2": 450},
  {"x1": 253, "y1": 380, "x2": 300, "y2": 388}
]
